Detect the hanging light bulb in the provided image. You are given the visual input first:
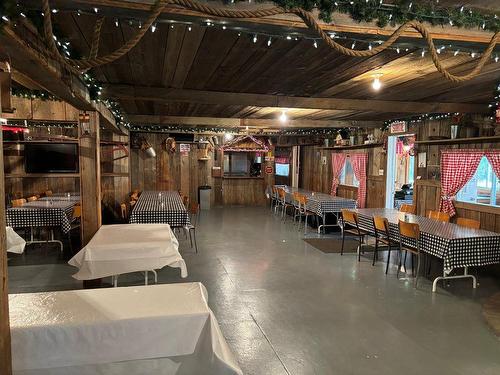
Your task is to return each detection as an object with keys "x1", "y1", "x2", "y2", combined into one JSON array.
[
  {"x1": 372, "y1": 74, "x2": 383, "y2": 91},
  {"x1": 151, "y1": 23, "x2": 157, "y2": 32},
  {"x1": 279, "y1": 111, "x2": 288, "y2": 123},
  {"x1": 188, "y1": 26, "x2": 192, "y2": 31},
  {"x1": 115, "y1": 19, "x2": 119, "y2": 27},
  {"x1": 222, "y1": 25, "x2": 227, "y2": 30}
]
